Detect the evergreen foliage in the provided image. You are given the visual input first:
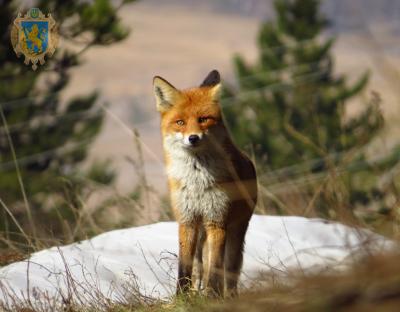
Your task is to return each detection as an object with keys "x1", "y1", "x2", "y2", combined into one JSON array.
[
  {"x1": 0, "y1": 0, "x2": 136, "y2": 246},
  {"x1": 222, "y1": 0, "x2": 399, "y2": 220}
]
